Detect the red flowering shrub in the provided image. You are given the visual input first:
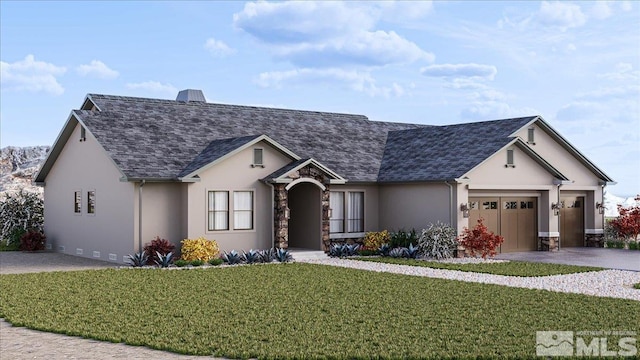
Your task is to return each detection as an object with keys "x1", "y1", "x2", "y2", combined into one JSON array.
[
  {"x1": 143, "y1": 236, "x2": 176, "y2": 261},
  {"x1": 20, "y1": 230, "x2": 46, "y2": 251},
  {"x1": 458, "y1": 218, "x2": 504, "y2": 259},
  {"x1": 610, "y1": 199, "x2": 640, "y2": 241}
]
